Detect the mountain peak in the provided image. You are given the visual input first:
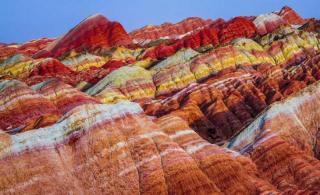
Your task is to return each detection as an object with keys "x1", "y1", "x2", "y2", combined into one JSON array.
[
  {"x1": 277, "y1": 5, "x2": 305, "y2": 25},
  {"x1": 34, "y1": 14, "x2": 131, "y2": 58}
]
